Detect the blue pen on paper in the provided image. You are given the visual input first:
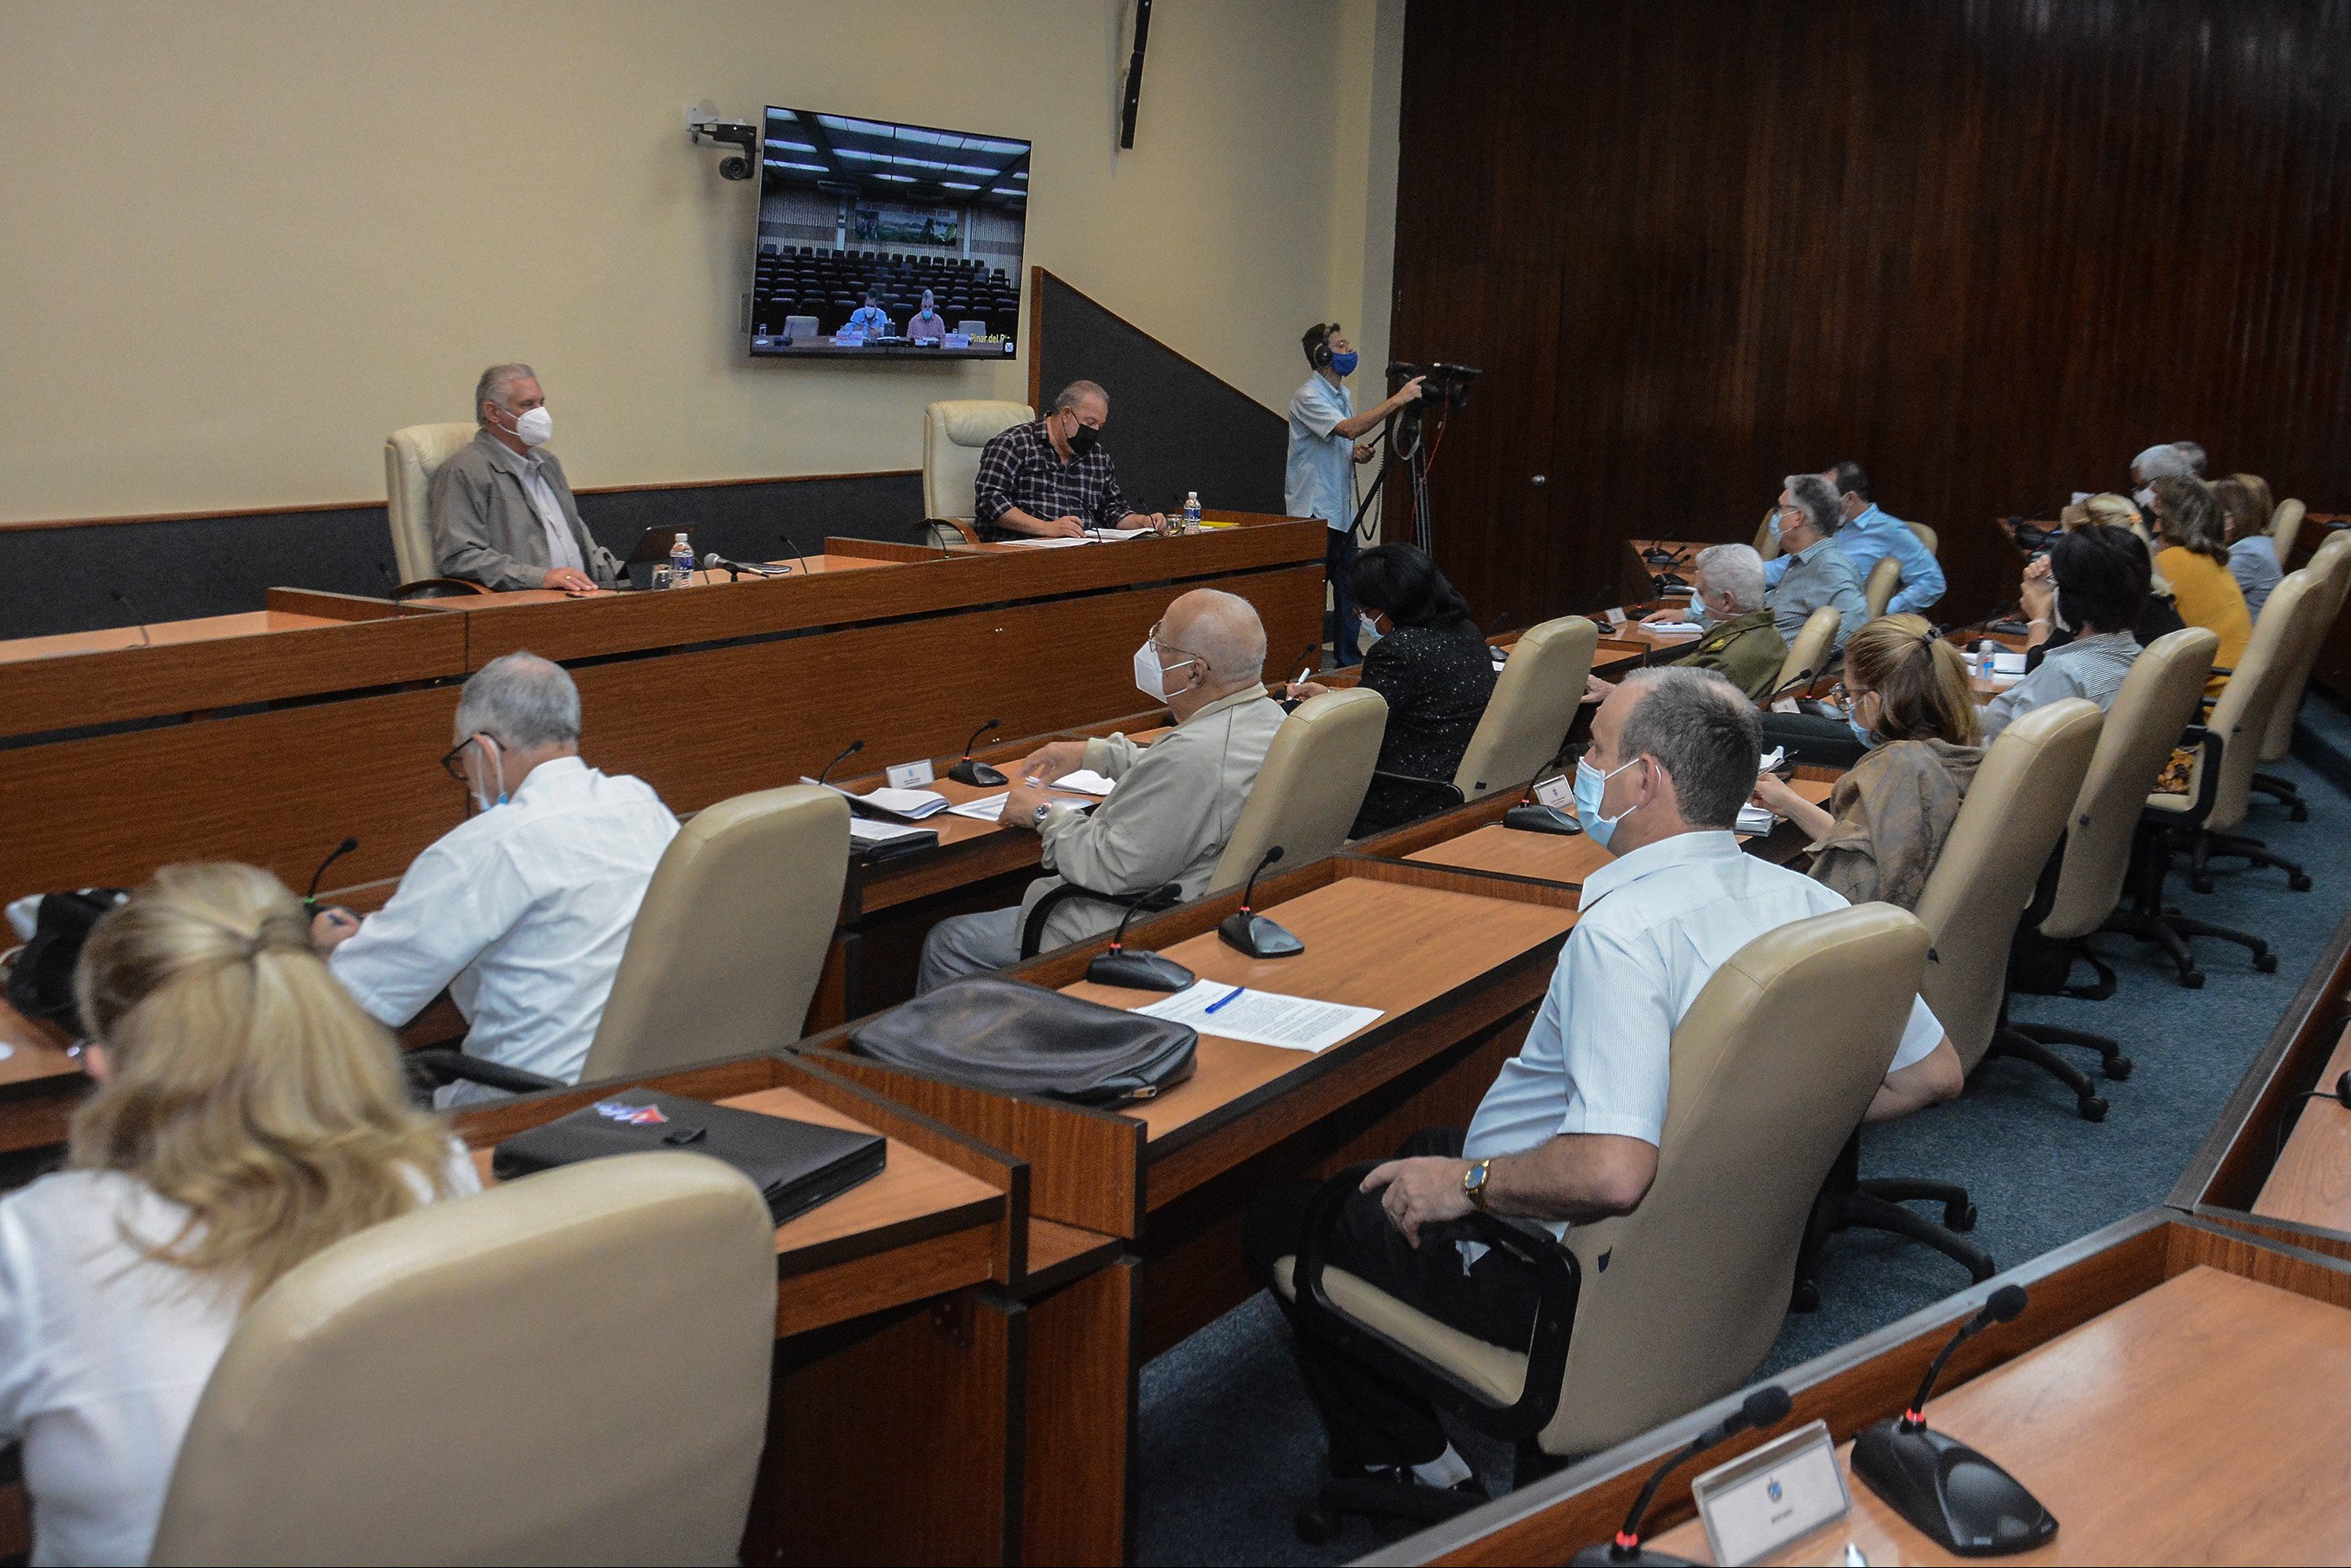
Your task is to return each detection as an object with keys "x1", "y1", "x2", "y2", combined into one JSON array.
[{"x1": 1203, "y1": 985, "x2": 1247, "y2": 1014}]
